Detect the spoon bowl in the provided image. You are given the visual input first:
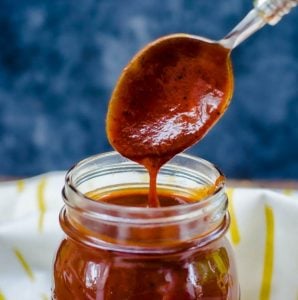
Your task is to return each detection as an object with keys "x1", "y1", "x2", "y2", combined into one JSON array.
[{"x1": 107, "y1": 34, "x2": 233, "y2": 168}]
